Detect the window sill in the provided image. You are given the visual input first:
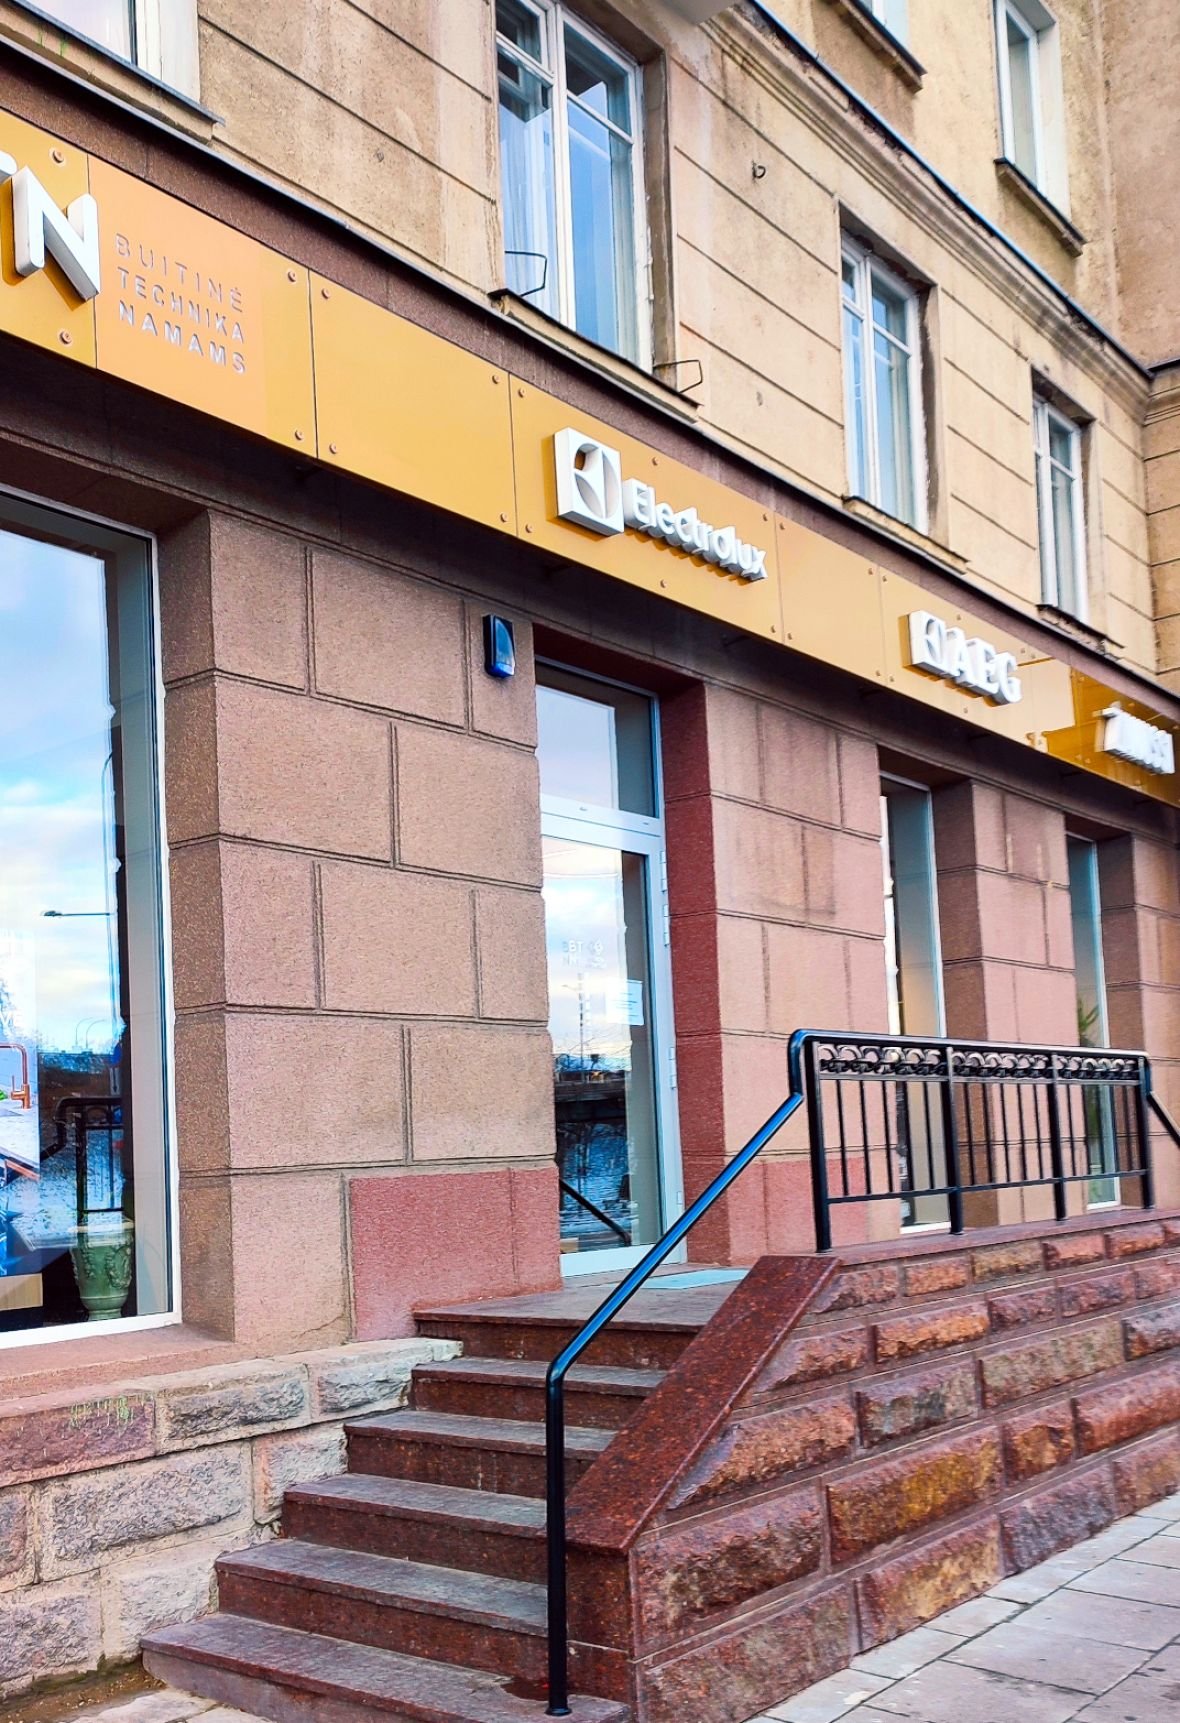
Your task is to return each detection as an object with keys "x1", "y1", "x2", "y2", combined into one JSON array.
[
  {"x1": 820, "y1": 0, "x2": 925, "y2": 90},
  {"x1": 0, "y1": 0, "x2": 218, "y2": 142},
  {"x1": 843, "y1": 493, "x2": 970, "y2": 572},
  {"x1": 1038, "y1": 603, "x2": 1120, "y2": 654},
  {"x1": 995, "y1": 158, "x2": 1086, "y2": 258},
  {"x1": 489, "y1": 289, "x2": 703, "y2": 422}
]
